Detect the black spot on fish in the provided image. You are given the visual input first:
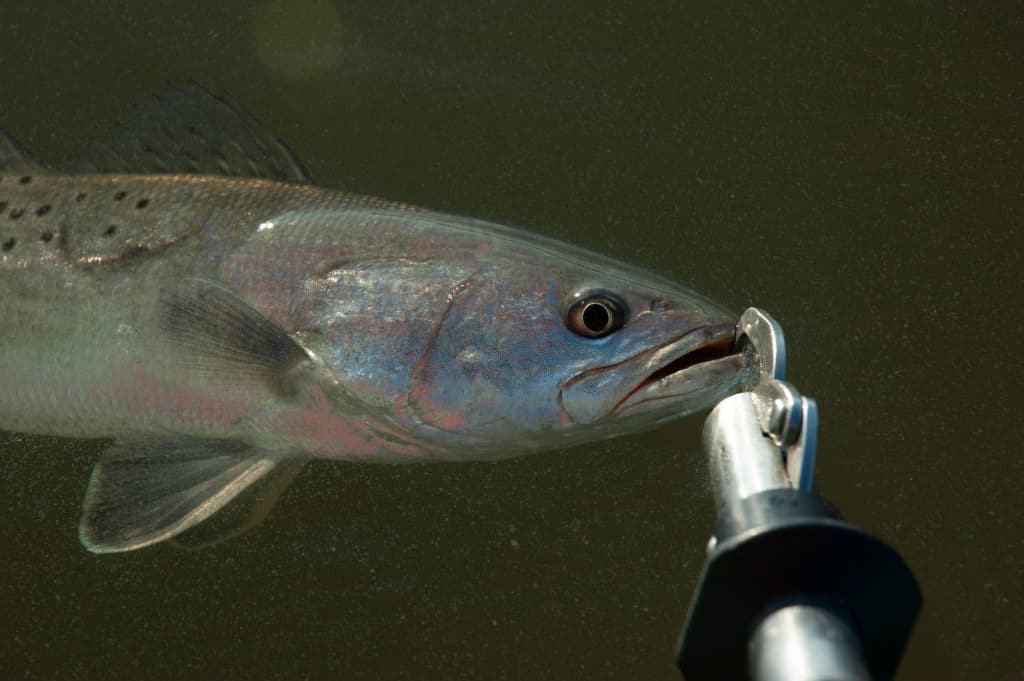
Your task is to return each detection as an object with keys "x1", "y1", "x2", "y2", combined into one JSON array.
[
  {"x1": 19, "y1": 176, "x2": 31, "y2": 184},
  {"x1": 136, "y1": 198, "x2": 150, "y2": 209},
  {"x1": 103, "y1": 225, "x2": 117, "y2": 236},
  {"x1": 36, "y1": 204, "x2": 51, "y2": 216},
  {"x1": 114, "y1": 191, "x2": 127, "y2": 201},
  {"x1": 41, "y1": 231, "x2": 54, "y2": 243},
  {"x1": 0, "y1": 201, "x2": 7, "y2": 212},
  {"x1": 76, "y1": 193, "x2": 88, "y2": 202},
  {"x1": 2, "y1": 237, "x2": 15, "y2": 251},
  {"x1": 9, "y1": 208, "x2": 24, "y2": 220}
]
